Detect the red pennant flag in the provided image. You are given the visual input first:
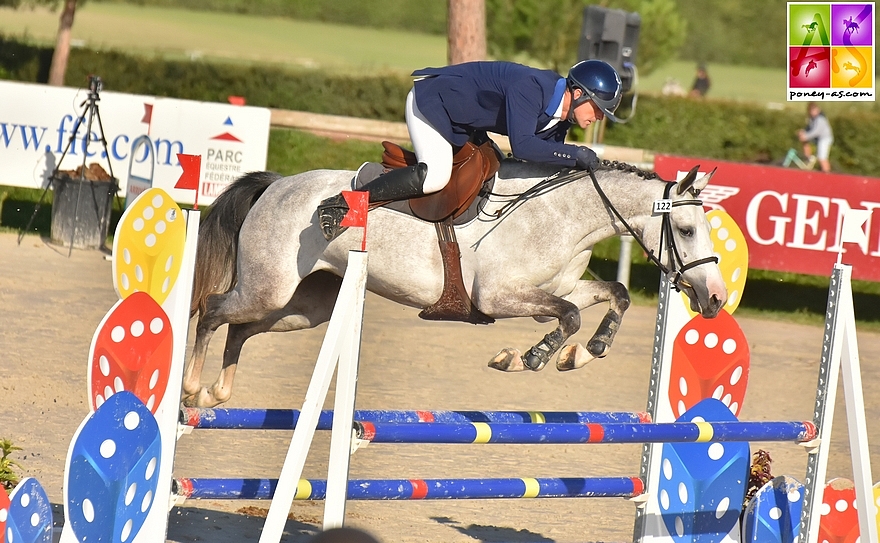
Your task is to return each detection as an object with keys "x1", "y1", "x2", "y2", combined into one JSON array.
[
  {"x1": 340, "y1": 191, "x2": 368, "y2": 228},
  {"x1": 141, "y1": 103, "x2": 153, "y2": 124},
  {"x1": 176, "y1": 153, "x2": 202, "y2": 209},
  {"x1": 175, "y1": 154, "x2": 201, "y2": 190},
  {"x1": 340, "y1": 191, "x2": 369, "y2": 251}
]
